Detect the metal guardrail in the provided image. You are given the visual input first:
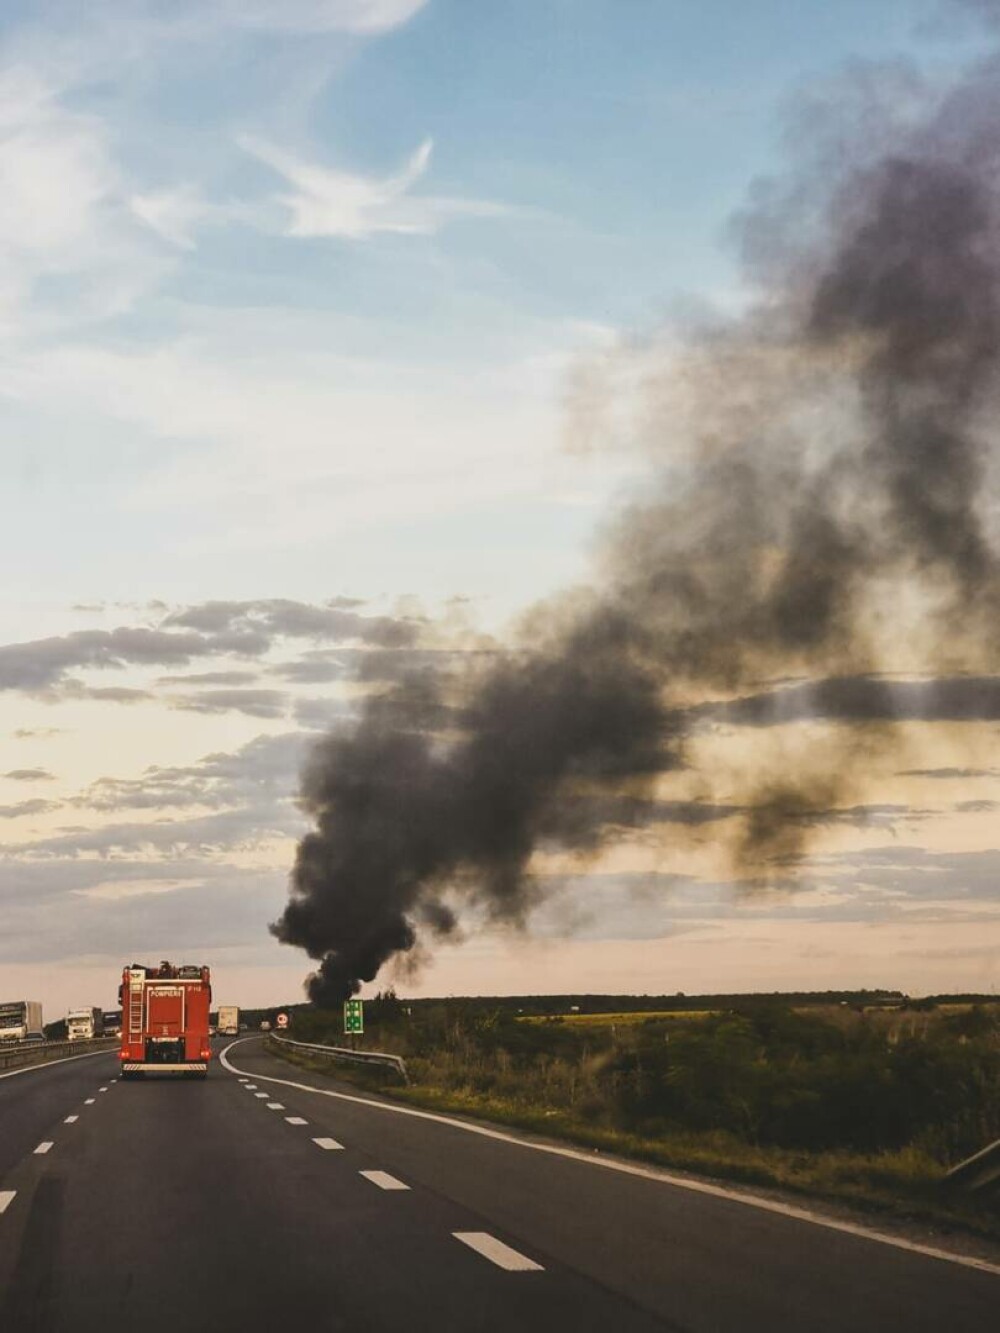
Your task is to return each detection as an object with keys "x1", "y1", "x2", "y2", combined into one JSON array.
[
  {"x1": 0, "y1": 1036, "x2": 118, "y2": 1073},
  {"x1": 268, "y1": 1032, "x2": 408, "y2": 1084},
  {"x1": 945, "y1": 1139, "x2": 1000, "y2": 1195}
]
